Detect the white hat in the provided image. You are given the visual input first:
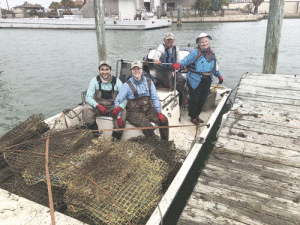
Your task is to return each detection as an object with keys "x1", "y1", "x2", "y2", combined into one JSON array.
[
  {"x1": 164, "y1": 32, "x2": 174, "y2": 40},
  {"x1": 196, "y1": 32, "x2": 212, "y2": 43},
  {"x1": 131, "y1": 61, "x2": 143, "y2": 69}
]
